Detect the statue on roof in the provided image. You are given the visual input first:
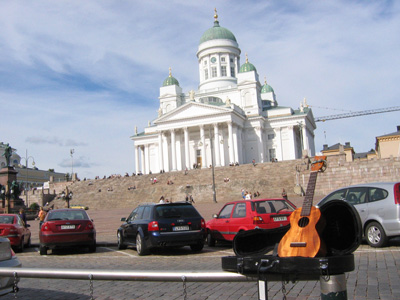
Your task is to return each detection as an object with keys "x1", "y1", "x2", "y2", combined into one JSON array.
[{"x1": 189, "y1": 90, "x2": 195, "y2": 101}]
